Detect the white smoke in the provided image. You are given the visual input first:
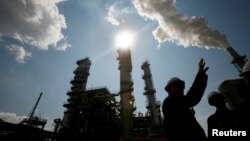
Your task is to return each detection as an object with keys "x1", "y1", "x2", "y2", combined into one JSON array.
[
  {"x1": 133, "y1": 0, "x2": 230, "y2": 49},
  {"x1": 6, "y1": 44, "x2": 32, "y2": 63},
  {"x1": 0, "y1": 112, "x2": 27, "y2": 124},
  {"x1": 0, "y1": 0, "x2": 70, "y2": 50}
]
